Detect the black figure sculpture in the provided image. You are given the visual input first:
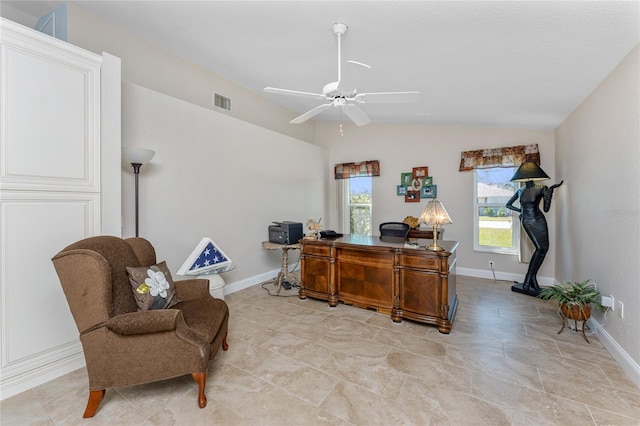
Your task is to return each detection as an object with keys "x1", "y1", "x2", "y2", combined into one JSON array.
[{"x1": 505, "y1": 162, "x2": 563, "y2": 296}]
